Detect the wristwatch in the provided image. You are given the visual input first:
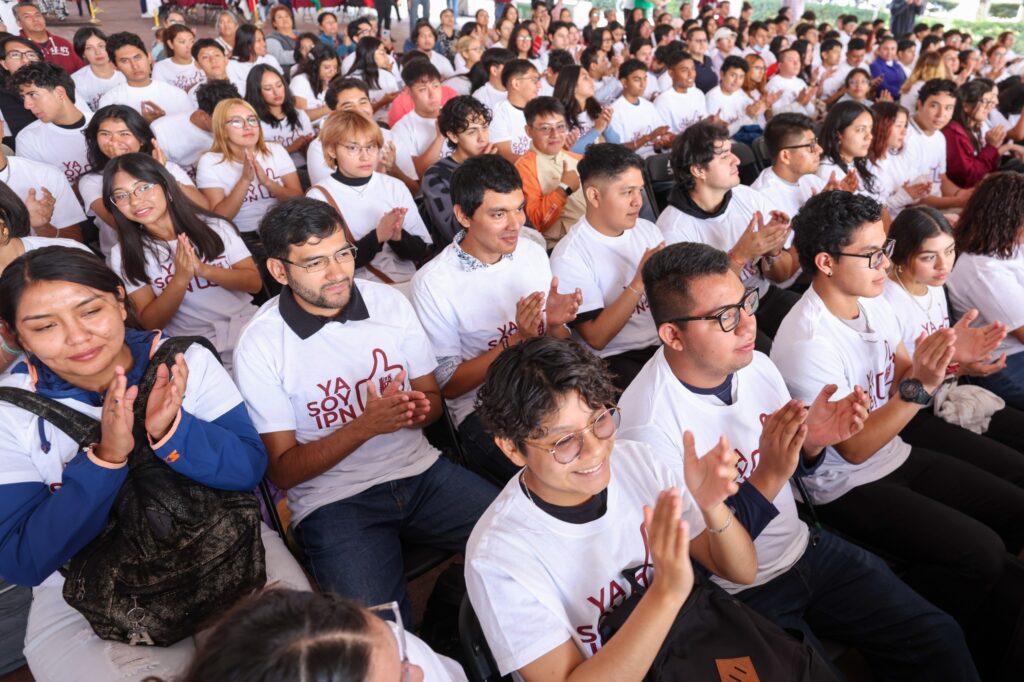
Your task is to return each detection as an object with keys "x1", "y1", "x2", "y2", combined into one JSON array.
[
  {"x1": 898, "y1": 378, "x2": 932, "y2": 405},
  {"x1": 559, "y1": 182, "x2": 574, "y2": 196}
]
